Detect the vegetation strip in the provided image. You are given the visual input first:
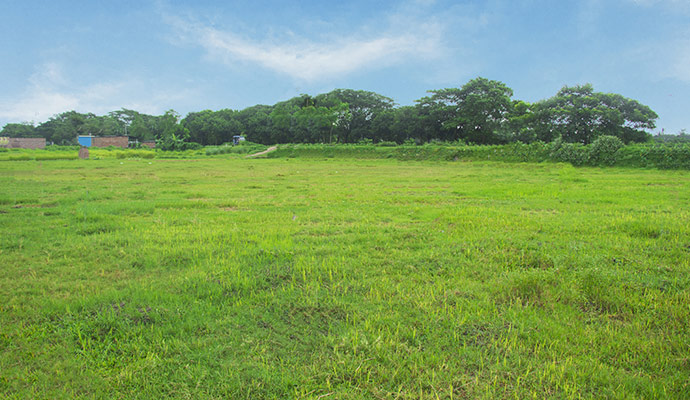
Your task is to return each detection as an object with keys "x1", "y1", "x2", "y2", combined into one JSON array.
[{"x1": 4, "y1": 79, "x2": 680, "y2": 150}]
